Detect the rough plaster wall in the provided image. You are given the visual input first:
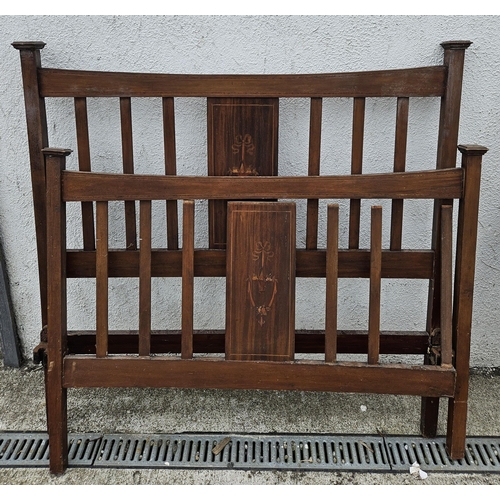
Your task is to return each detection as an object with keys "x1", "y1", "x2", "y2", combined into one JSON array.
[{"x1": 1, "y1": 15, "x2": 499, "y2": 365}]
